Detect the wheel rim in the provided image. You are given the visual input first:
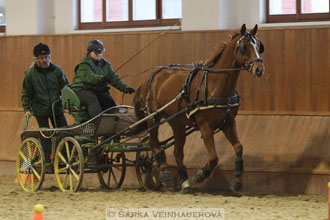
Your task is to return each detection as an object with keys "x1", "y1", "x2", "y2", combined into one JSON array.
[
  {"x1": 136, "y1": 150, "x2": 160, "y2": 190},
  {"x1": 97, "y1": 152, "x2": 126, "y2": 189},
  {"x1": 54, "y1": 137, "x2": 84, "y2": 192},
  {"x1": 16, "y1": 138, "x2": 45, "y2": 192}
]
